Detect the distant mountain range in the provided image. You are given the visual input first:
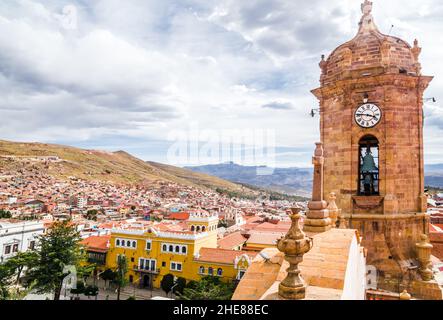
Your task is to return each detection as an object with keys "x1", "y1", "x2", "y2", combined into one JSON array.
[
  {"x1": 186, "y1": 162, "x2": 313, "y2": 197},
  {"x1": 424, "y1": 164, "x2": 443, "y2": 189},
  {"x1": 186, "y1": 162, "x2": 443, "y2": 195},
  {"x1": 0, "y1": 140, "x2": 258, "y2": 197}
]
